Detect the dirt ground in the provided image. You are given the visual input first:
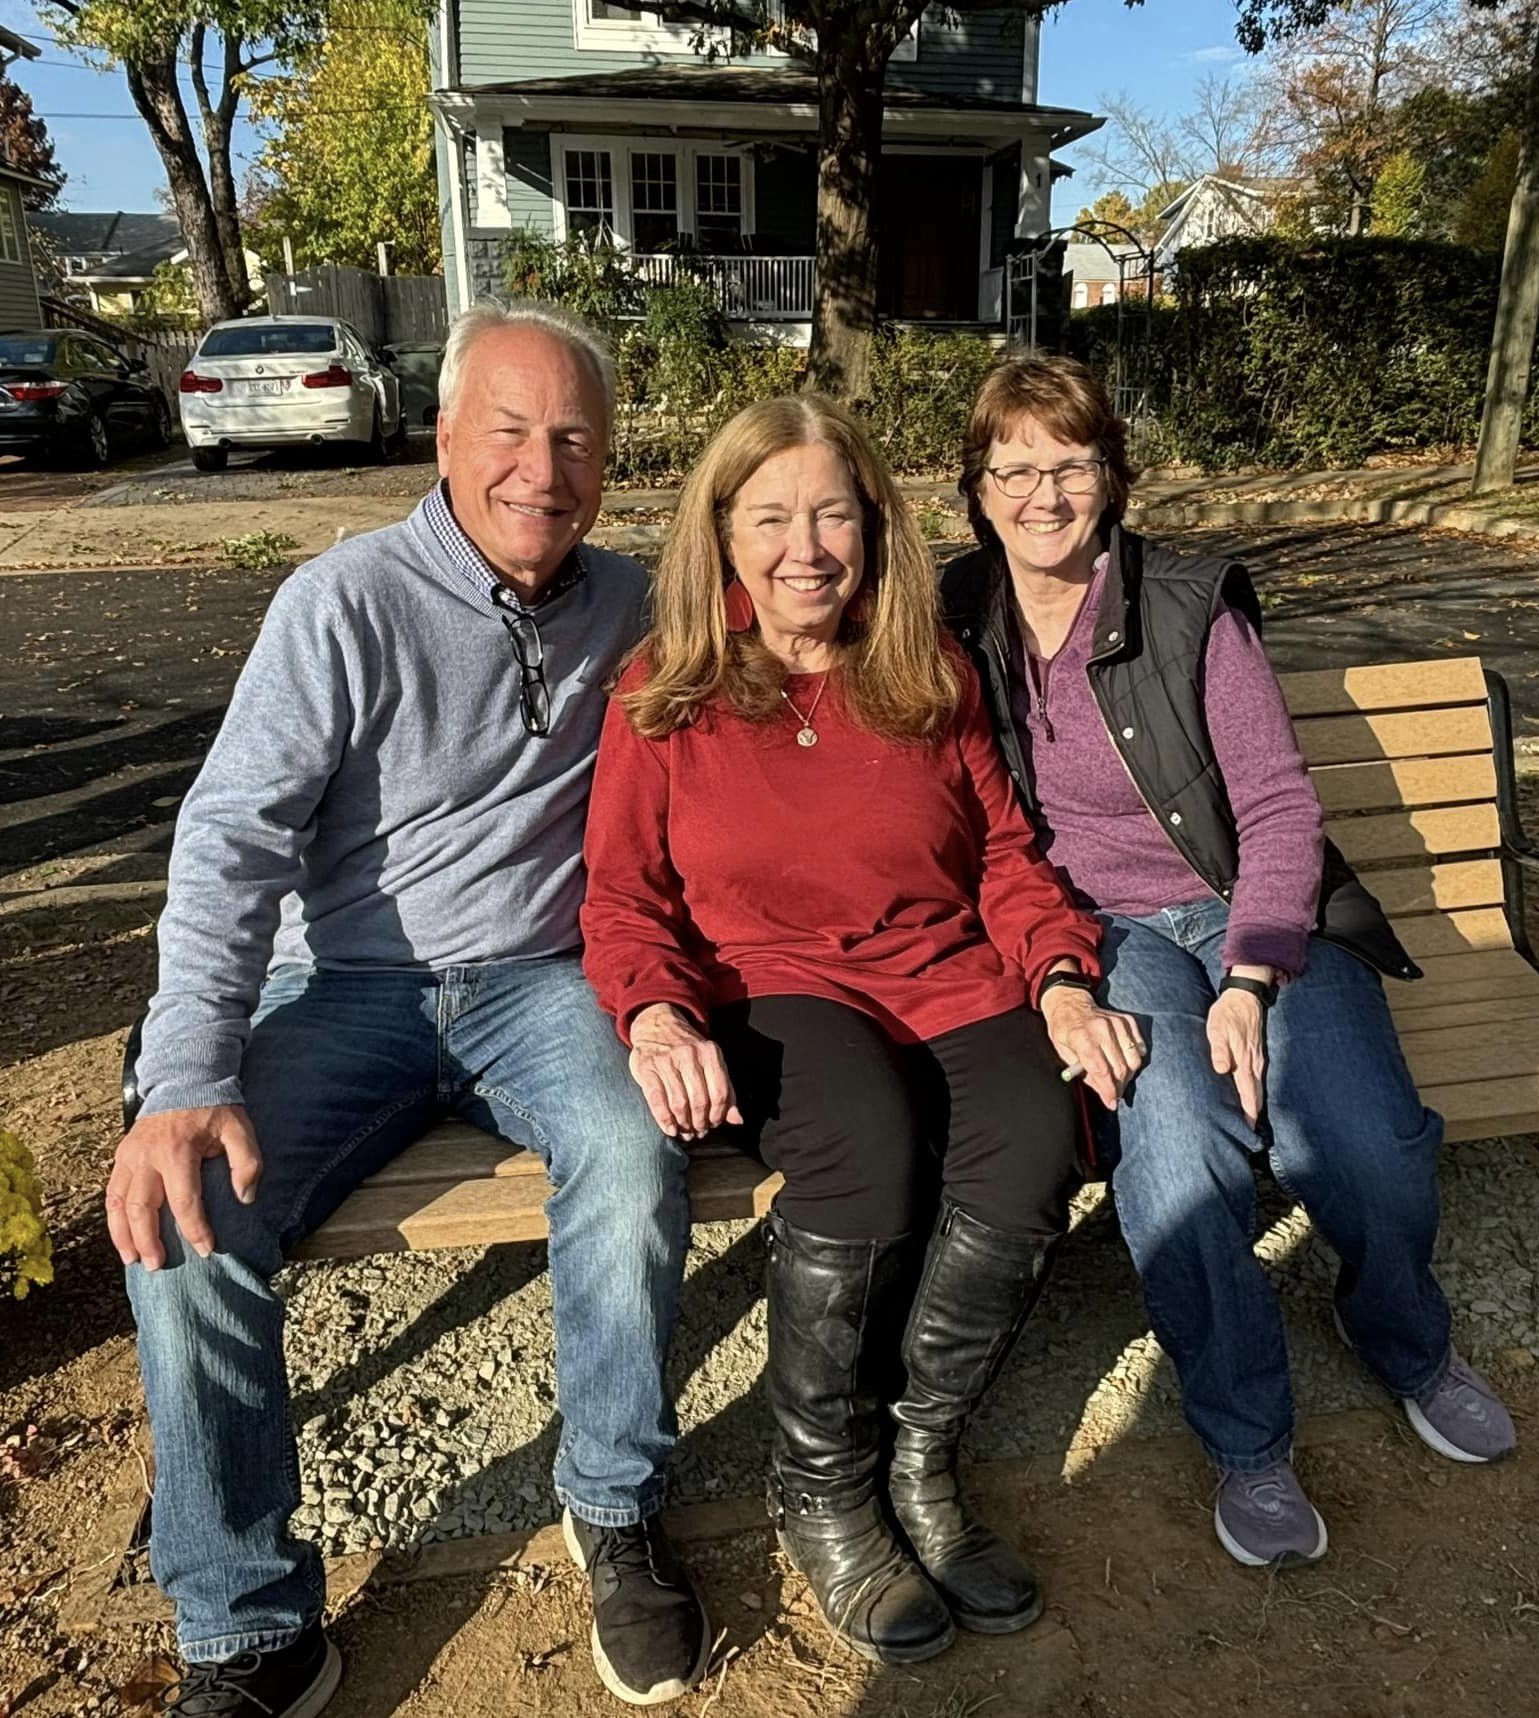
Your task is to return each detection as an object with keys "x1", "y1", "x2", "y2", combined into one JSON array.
[{"x1": 4, "y1": 521, "x2": 1539, "y2": 1715}]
